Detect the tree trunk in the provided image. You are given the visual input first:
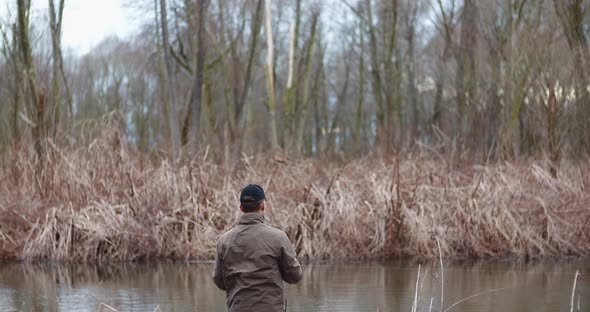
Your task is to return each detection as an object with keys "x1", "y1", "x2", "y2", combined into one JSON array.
[
  {"x1": 326, "y1": 60, "x2": 350, "y2": 155},
  {"x1": 6, "y1": 23, "x2": 23, "y2": 142},
  {"x1": 553, "y1": 0, "x2": 590, "y2": 153},
  {"x1": 365, "y1": 0, "x2": 385, "y2": 149},
  {"x1": 406, "y1": 3, "x2": 418, "y2": 145},
  {"x1": 432, "y1": 0, "x2": 455, "y2": 136},
  {"x1": 264, "y1": 0, "x2": 278, "y2": 150},
  {"x1": 48, "y1": 0, "x2": 65, "y2": 139},
  {"x1": 294, "y1": 13, "x2": 319, "y2": 154},
  {"x1": 188, "y1": 0, "x2": 209, "y2": 148},
  {"x1": 384, "y1": 0, "x2": 398, "y2": 151},
  {"x1": 284, "y1": 0, "x2": 302, "y2": 146},
  {"x1": 236, "y1": 0, "x2": 264, "y2": 128},
  {"x1": 455, "y1": 0, "x2": 478, "y2": 146},
  {"x1": 159, "y1": 0, "x2": 181, "y2": 159},
  {"x1": 546, "y1": 79, "x2": 559, "y2": 177},
  {"x1": 203, "y1": 67, "x2": 217, "y2": 139},
  {"x1": 154, "y1": 0, "x2": 169, "y2": 146},
  {"x1": 486, "y1": 49, "x2": 501, "y2": 156},
  {"x1": 355, "y1": 17, "x2": 365, "y2": 155},
  {"x1": 284, "y1": 20, "x2": 296, "y2": 148},
  {"x1": 17, "y1": 0, "x2": 43, "y2": 159}
]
